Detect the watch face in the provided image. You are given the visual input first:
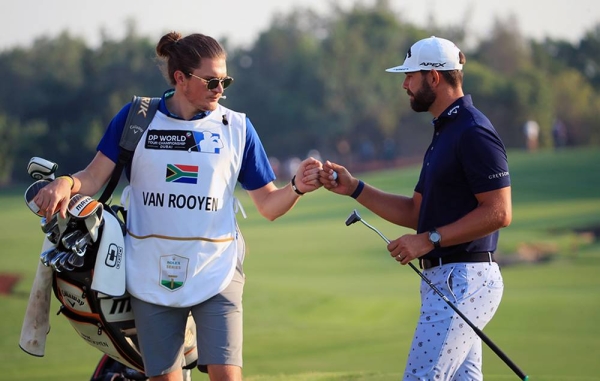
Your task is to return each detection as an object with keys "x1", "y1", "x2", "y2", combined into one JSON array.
[{"x1": 430, "y1": 231, "x2": 441, "y2": 243}]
